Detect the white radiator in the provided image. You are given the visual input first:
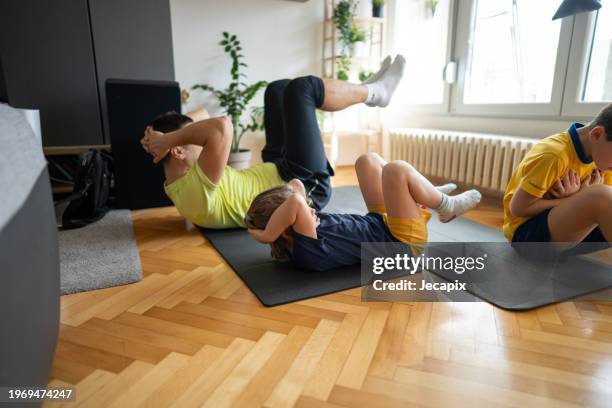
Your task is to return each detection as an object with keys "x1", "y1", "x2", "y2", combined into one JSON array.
[{"x1": 389, "y1": 128, "x2": 538, "y2": 194}]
